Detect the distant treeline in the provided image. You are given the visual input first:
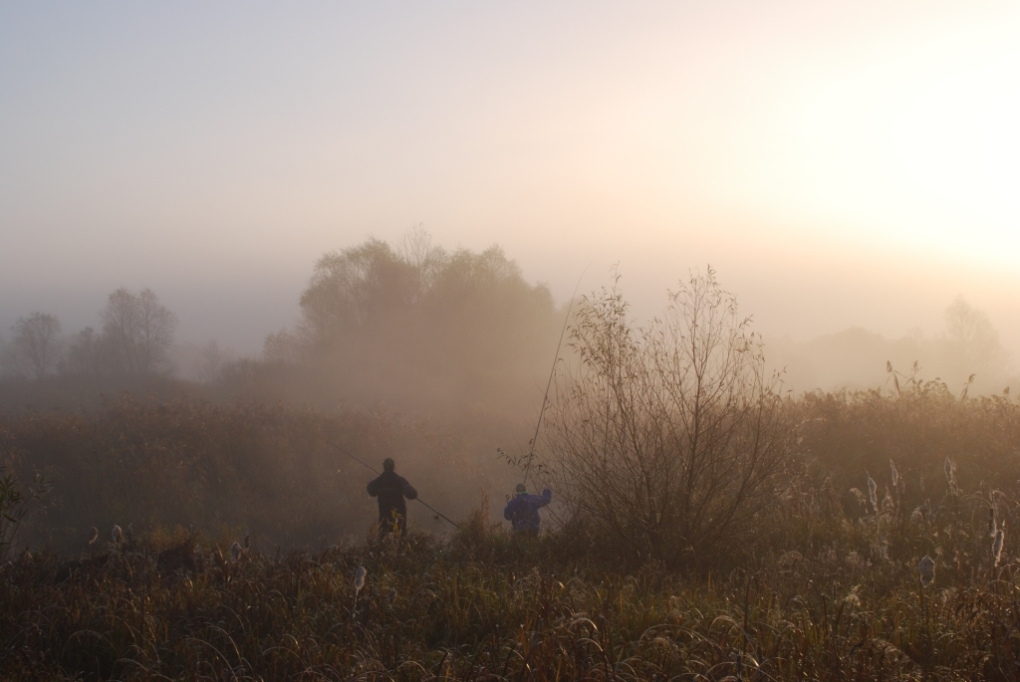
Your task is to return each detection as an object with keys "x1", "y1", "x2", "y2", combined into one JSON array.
[
  {"x1": 1, "y1": 231, "x2": 564, "y2": 430},
  {"x1": 1, "y1": 289, "x2": 177, "y2": 382},
  {"x1": 767, "y1": 300, "x2": 1013, "y2": 397}
]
